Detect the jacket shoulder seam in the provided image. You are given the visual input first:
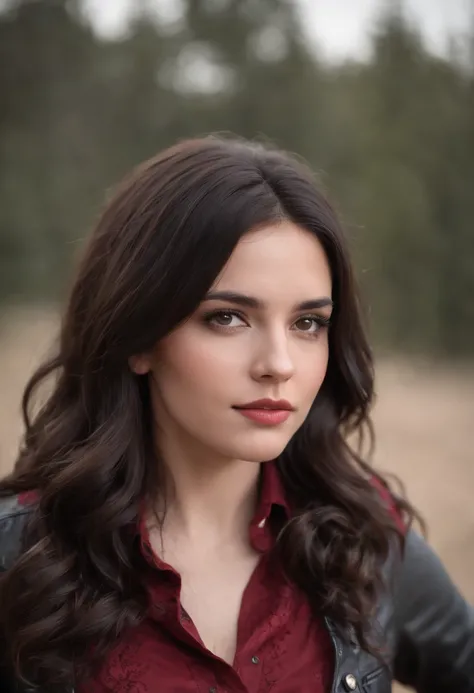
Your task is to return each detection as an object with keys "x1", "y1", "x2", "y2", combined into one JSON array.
[{"x1": 0, "y1": 495, "x2": 35, "y2": 523}]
